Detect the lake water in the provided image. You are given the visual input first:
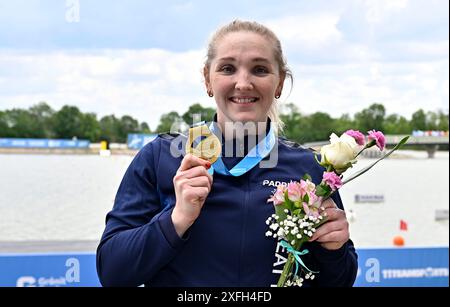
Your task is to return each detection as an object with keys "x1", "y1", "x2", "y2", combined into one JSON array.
[{"x1": 0, "y1": 150, "x2": 448, "y2": 248}]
